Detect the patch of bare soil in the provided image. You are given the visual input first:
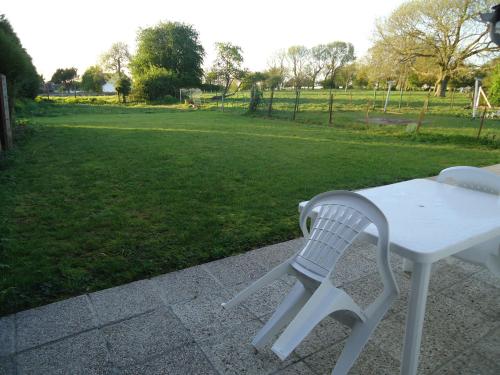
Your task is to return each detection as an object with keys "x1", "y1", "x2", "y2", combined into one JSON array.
[{"x1": 368, "y1": 117, "x2": 415, "y2": 125}]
